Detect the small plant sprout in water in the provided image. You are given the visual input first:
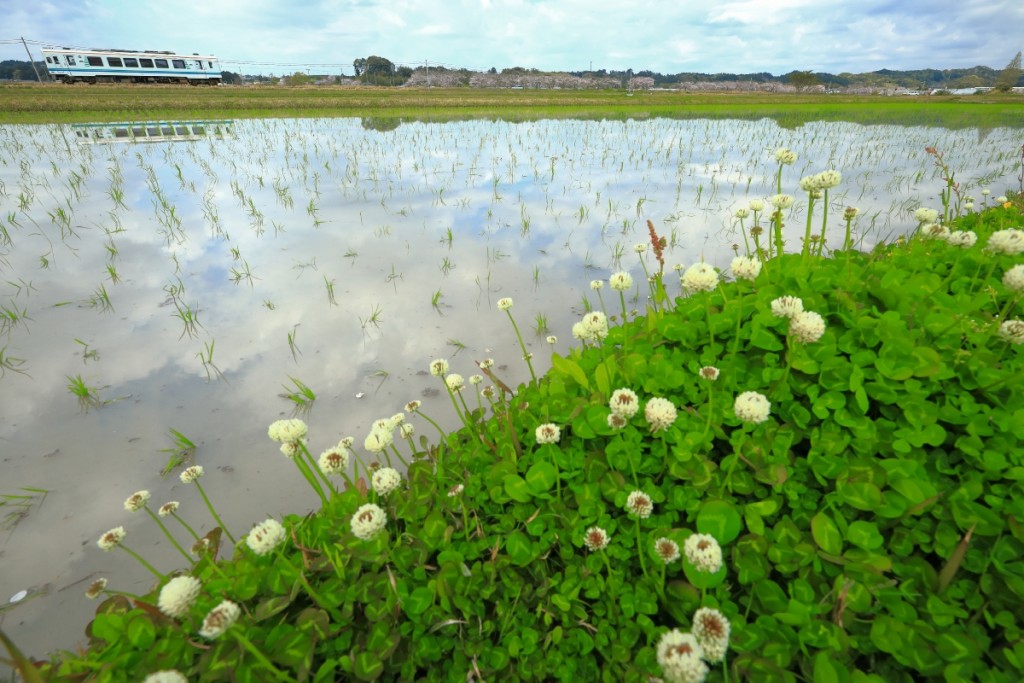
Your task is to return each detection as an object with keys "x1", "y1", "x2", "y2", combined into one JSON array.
[
  {"x1": 196, "y1": 339, "x2": 226, "y2": 383},
  {"x1": 360, "y1": 304, "x2": 383, "y2": 331},
  {"x1": 85, "y1": 283, "x2": 114, "y2": 313},
  {"x1": 66, "y1": 374, "x2": 102, "y2": 411},
  {"x1": 1, "y1": 486, "x2": 50, "y2": 532},
  {"x1": 0, "y1": 346, "x2": 29, "y2": 378},
  {"x1": 160, "y1": 428, "x2": 197, "y2": 476},
  {"x1": 287, "y1": 325, "x2": 301, "y2": 363},
  {"x1": 280, "y1": 376, "x2": 316, "y2": 414},
  {"x1": 74, "y1": 338, "x2": 100, "y2": 363},
  {"x1": 431, "y1": 288, "x2": 444, "y2": 311},
  {"x1": 533, "y1": 312, "x2": 549, "y2": 335},
  {"x1": 324, "y1": 276, "x2": 338, "y2": 306}
]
